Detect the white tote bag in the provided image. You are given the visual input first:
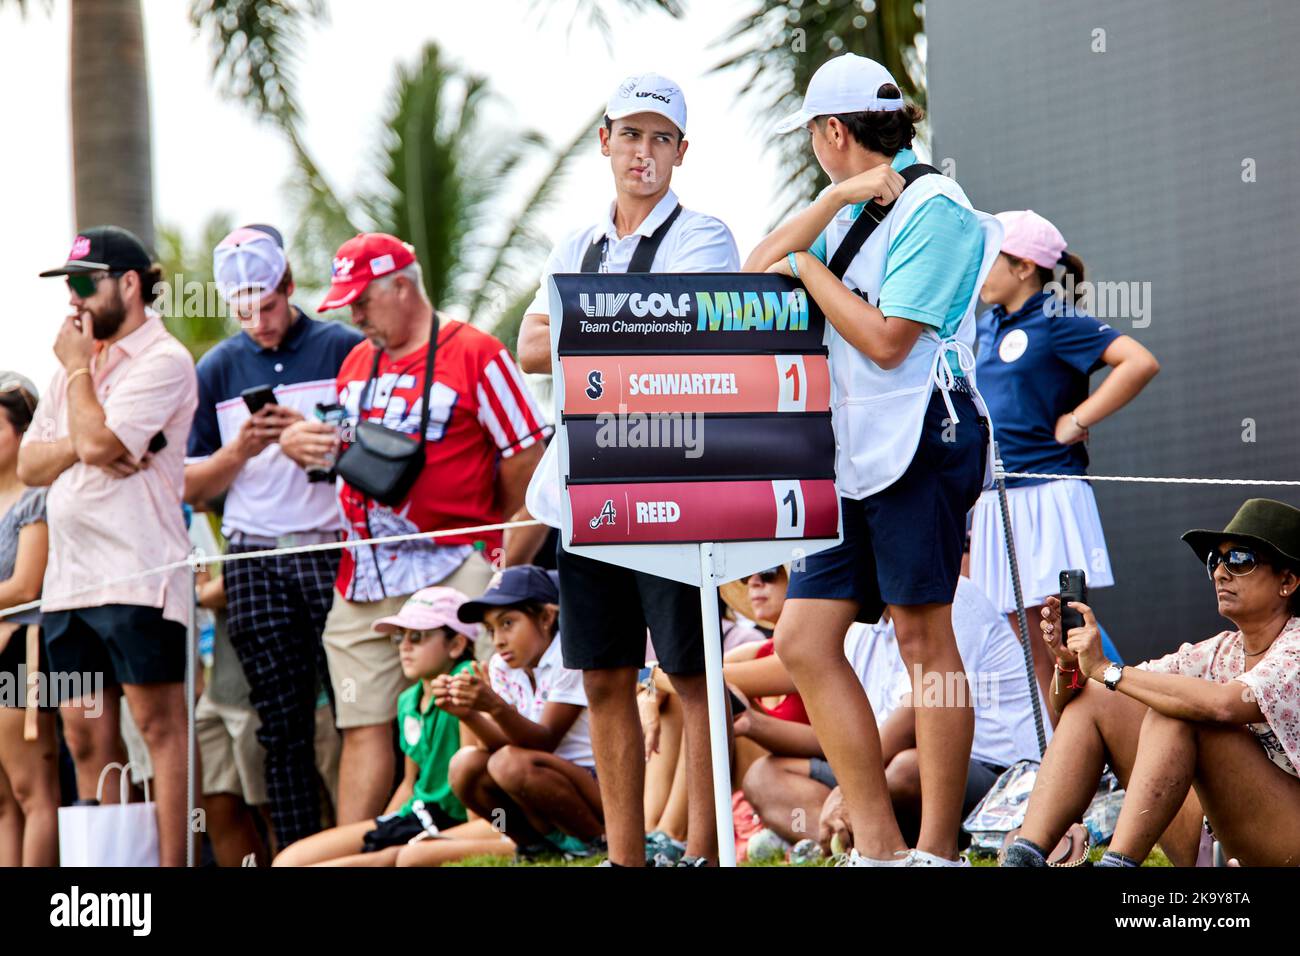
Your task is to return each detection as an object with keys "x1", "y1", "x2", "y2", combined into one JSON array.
[{"x1": 58, "y1": 761, "x2": 160, "y2": 867}]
